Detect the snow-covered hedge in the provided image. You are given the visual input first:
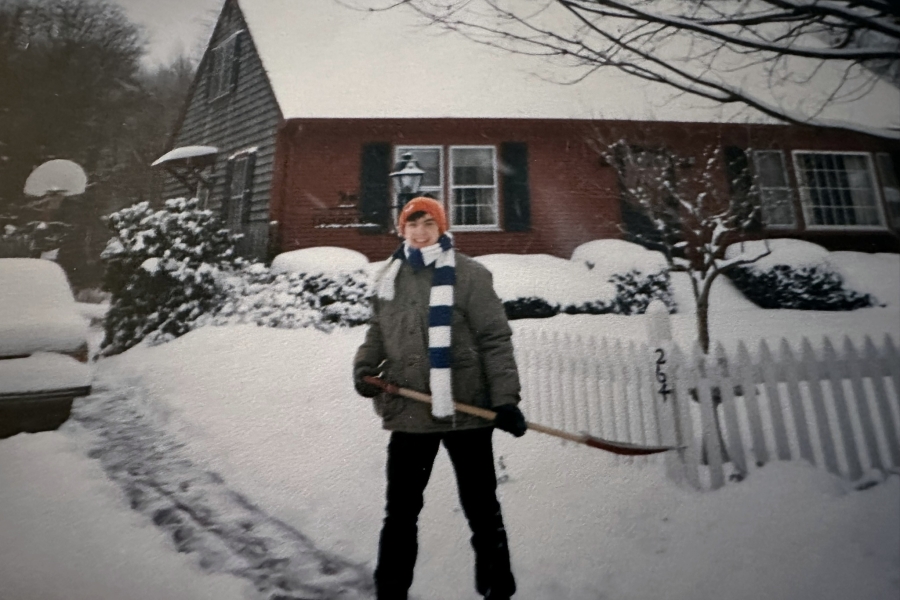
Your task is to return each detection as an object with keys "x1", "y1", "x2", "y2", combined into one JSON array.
[
  {"x1": 724, "y1": 239, "x2": 875, "y2": 311},
  {"x1": 476, "y1": 243, "x2": 676, "y2": 320},
  {"x1": 201, "y1": 262, "x2": 371, "y2": 330},
  {"x1": 572, "y1": 239, "x2": 676, "y2": 316},
  {"x1": 271, "y1": 247, "x2": 369, "y2": 276},
  {"x1": 100, "y1": 198, "x2": 243, "y2": 356}
]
